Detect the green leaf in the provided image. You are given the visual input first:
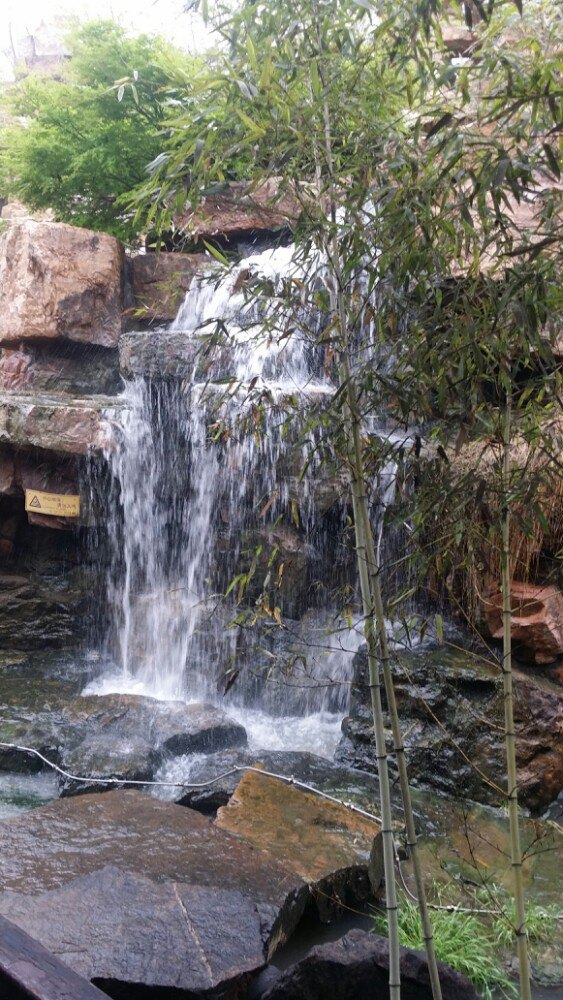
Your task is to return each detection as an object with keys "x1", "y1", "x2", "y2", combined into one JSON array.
[
  {"x1": 202, "y1": 240, "x2": 229, "y2": 265},
  {"x1": 435, "y1": 614, "x2": 444, "y2": 642}
]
